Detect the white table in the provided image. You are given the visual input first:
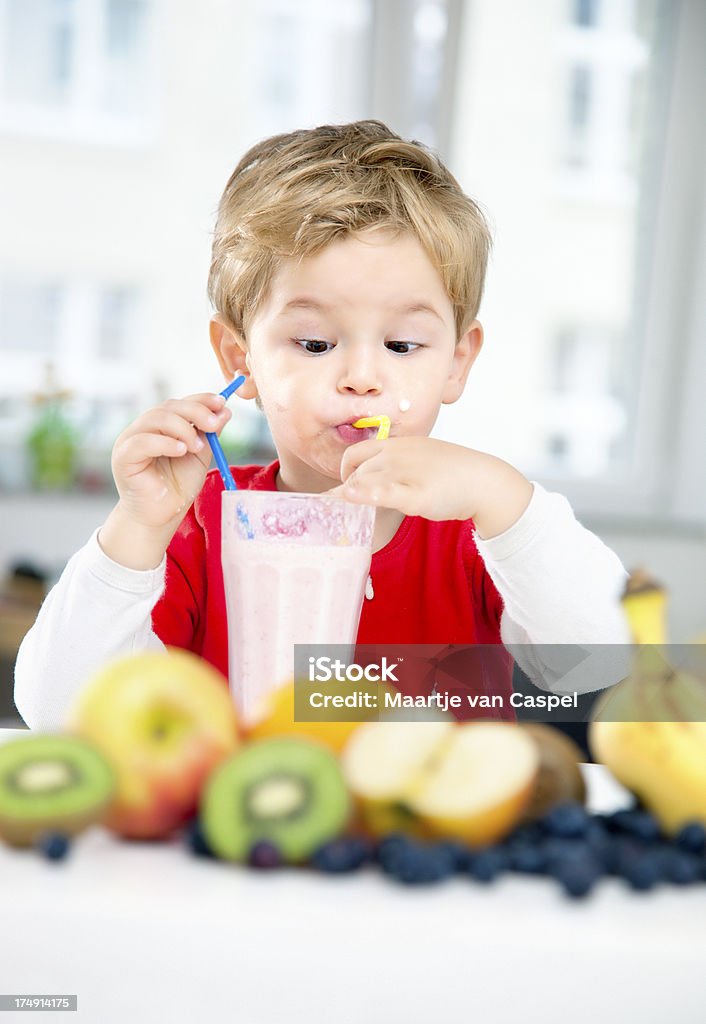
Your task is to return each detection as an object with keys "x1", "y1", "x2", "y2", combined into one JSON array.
[{"x1": 1, "y1": 728, "x2": 705, "y2": 1024}]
